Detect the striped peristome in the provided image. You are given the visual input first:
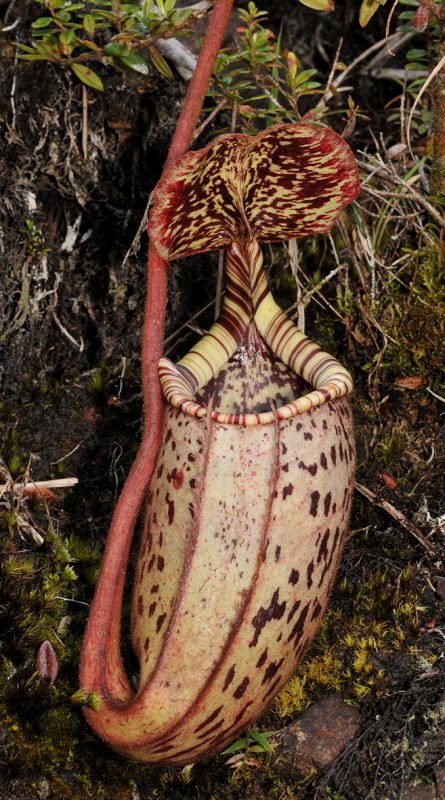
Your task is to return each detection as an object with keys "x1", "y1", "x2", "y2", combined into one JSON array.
[
  {"x1": 82, "y1": 121, "x2": 359, "y2": 765},
  {"x1": 159, "y1": 240, "x2": 353, "y2": 426}
]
